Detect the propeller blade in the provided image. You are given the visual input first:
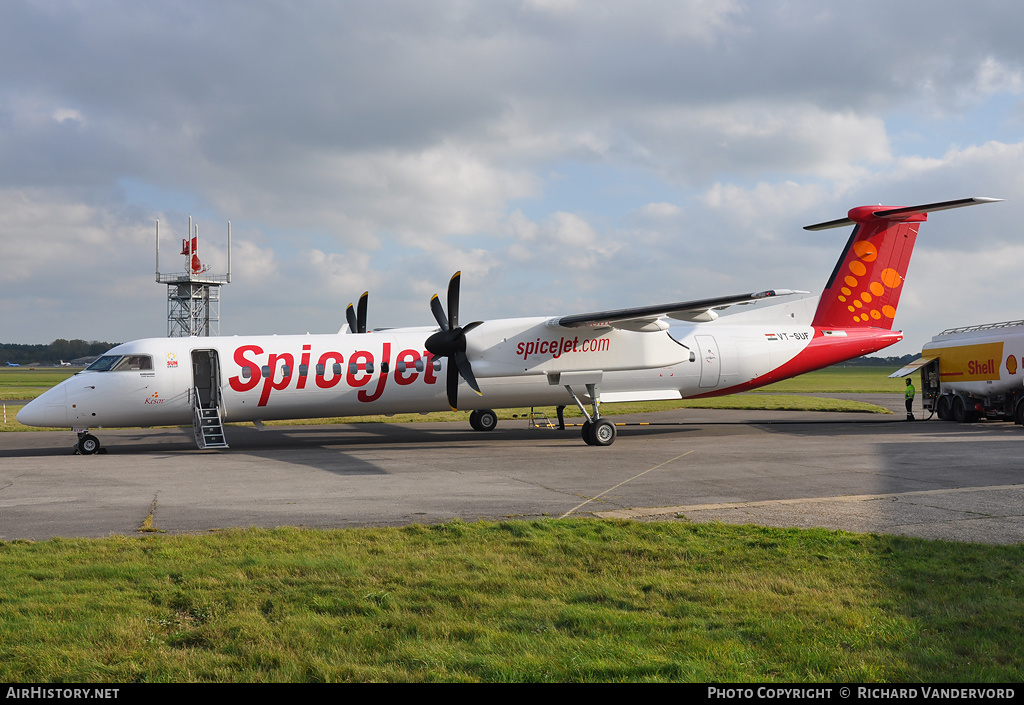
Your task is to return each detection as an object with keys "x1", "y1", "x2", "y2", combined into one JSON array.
[
  {"x1": 428, "y1": 271, "x2": 484, "y2": 410},
  {"x1": 447, "y1": 271, "x2": 461, "y2": 330},
  {"x1": 446, "y1": 362, "x2": 460, "y2": 410},
  {"x1": 430, "y1": 294, "x2": 449, "y2": 331},
  {"x1": 356, "y1": 291, "x2": 368, "y2": 333},
  {"x1": 454, "y1": 349, "x2": 482, "y2": 395},
  {"x1": 346, "y1": 303, "x2": 358, "y2": 333}
]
